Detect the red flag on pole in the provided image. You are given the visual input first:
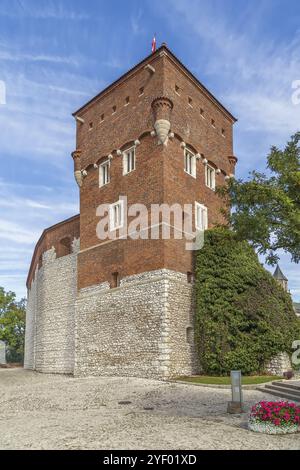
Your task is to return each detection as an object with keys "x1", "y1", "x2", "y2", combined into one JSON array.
[{"x1": 151, "y1": 35, "x2": 156, "y2": 53}]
